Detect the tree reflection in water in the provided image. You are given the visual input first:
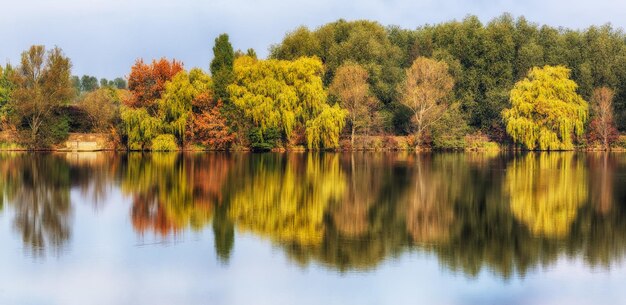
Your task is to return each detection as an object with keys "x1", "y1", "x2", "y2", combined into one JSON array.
[
  {"x1": 2, "y1": 152, "x2": 626, "y2": 276},
  {"x1": 0, "y1": 153, "x2": 72, "y2": 257}
]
